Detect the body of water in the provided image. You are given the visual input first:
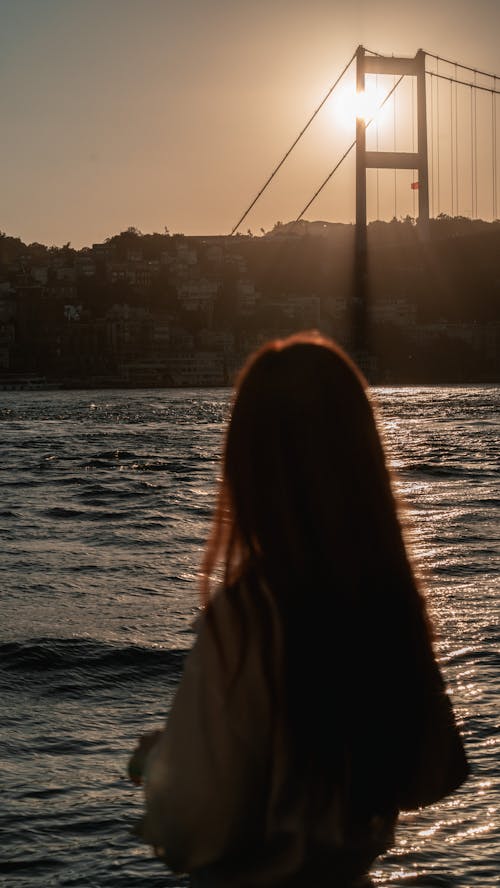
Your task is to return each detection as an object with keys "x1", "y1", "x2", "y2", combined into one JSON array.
[{"x1": 0, "y1": 386, "x2": 498, "y2": 887}]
